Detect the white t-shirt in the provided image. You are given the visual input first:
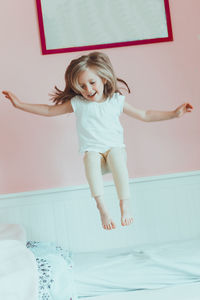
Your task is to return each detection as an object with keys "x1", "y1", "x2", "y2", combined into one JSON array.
[{"x1": 71, "y1": 93, "x2": 125, "y2": 153}]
